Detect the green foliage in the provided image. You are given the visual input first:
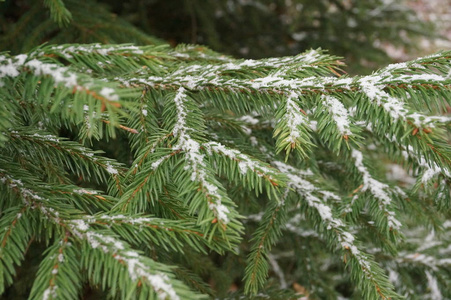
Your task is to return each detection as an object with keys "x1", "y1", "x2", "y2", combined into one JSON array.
[
  {"x1": 0, "y1": 1, "x2": 450, "y2": 299},
  {"x1": 0, "y1": 42, "x2": 450, "y2": 299}
]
